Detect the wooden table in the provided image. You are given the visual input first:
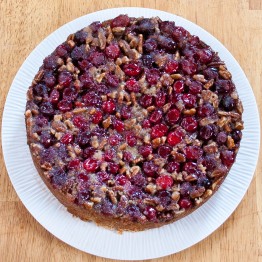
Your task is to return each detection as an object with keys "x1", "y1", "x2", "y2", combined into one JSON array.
[{"x1": 0, "y1": 0, "x2": 261, "y2": 261}]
